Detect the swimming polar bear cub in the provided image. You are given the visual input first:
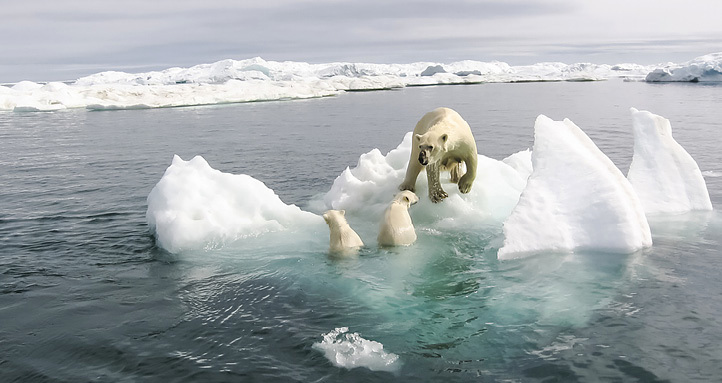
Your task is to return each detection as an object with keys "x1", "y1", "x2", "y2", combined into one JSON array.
[
  {"x1": 399, "y1": 107, "x2": 478, "y2": 203},
  {"x1": 323, "y1": 210, "x2": 364, "y2": 254},
  {"x1": 378, "y1": 190, "x2": 419, "y2": 247}
]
